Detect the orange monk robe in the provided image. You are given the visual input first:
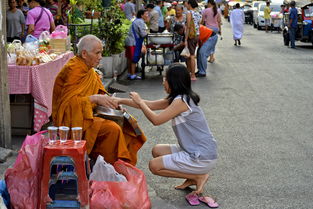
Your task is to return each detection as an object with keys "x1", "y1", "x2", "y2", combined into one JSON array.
[{"x1": 52, "y1": 56, "x2": 147, "y2": 165}]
